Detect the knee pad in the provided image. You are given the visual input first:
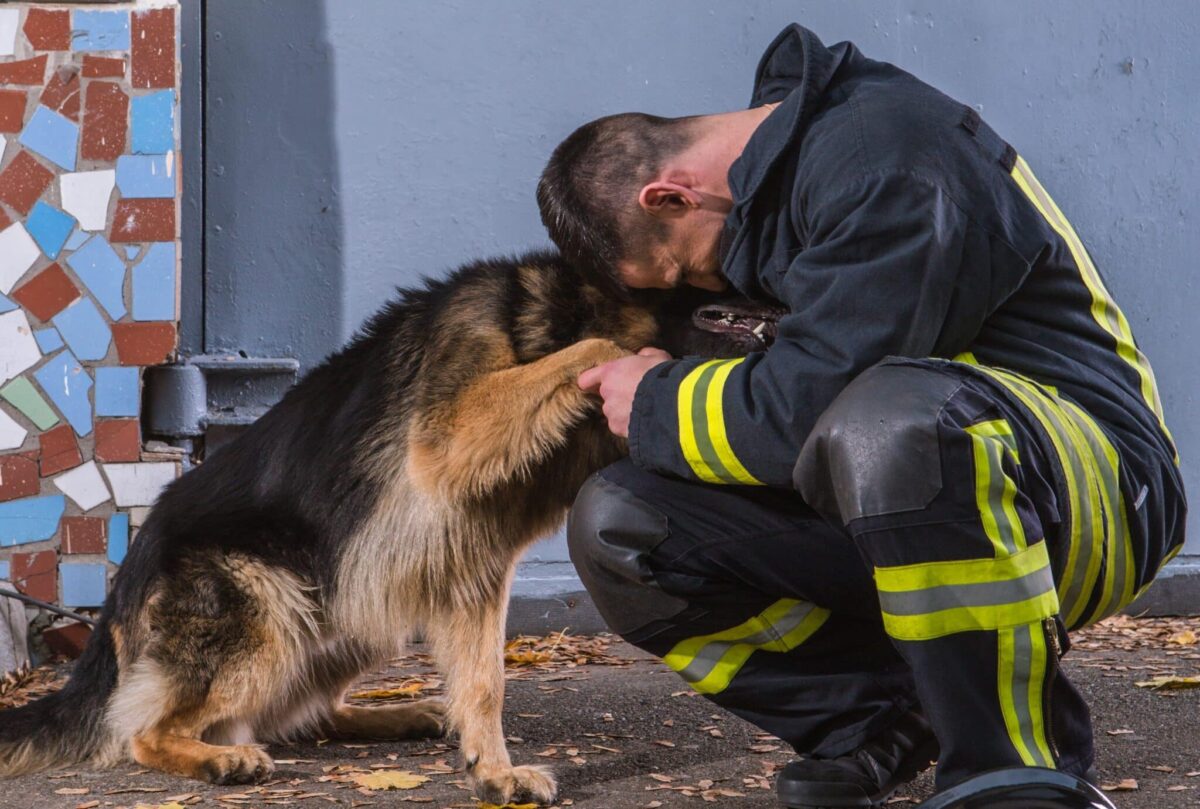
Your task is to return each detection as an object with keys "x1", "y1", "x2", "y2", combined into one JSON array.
[
  {"x1": 567, "y1": 473, "x2": 688, "y2": 637},
  {"x1": 795, "y1": 361, "x2": 963, "y2": 524}
]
